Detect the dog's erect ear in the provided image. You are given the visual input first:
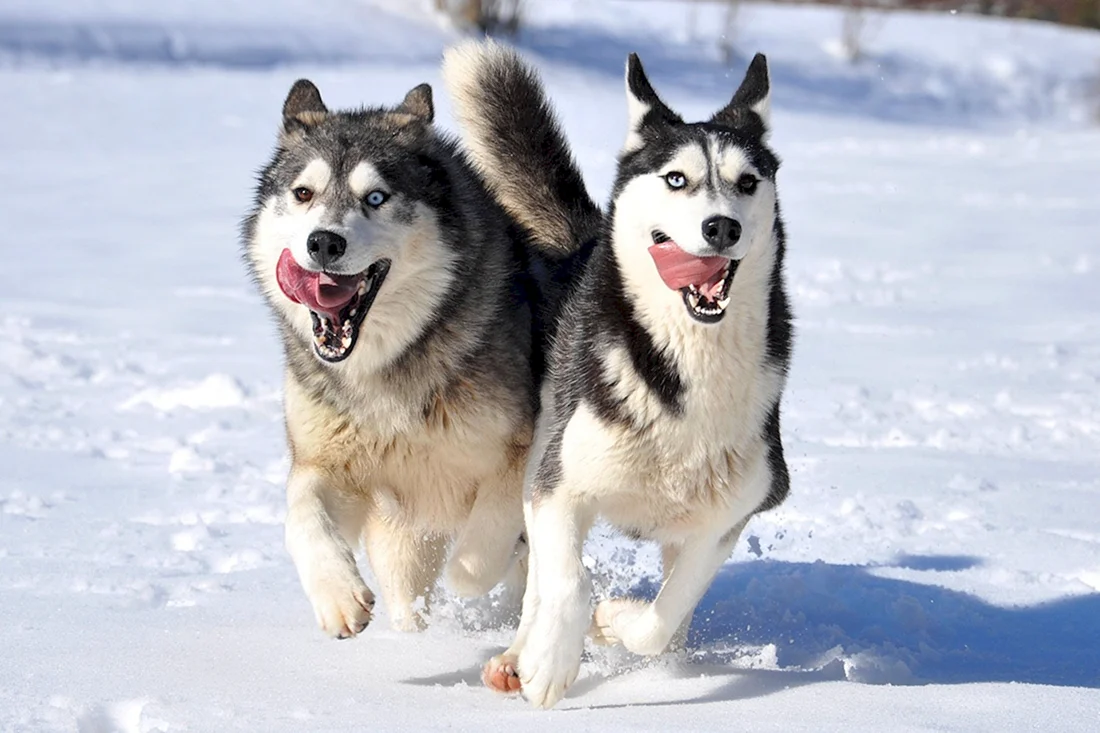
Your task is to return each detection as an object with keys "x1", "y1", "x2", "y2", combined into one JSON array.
[
  {"x1": 623, "y1": 53, "x2": 680, "y2": 152},
  {"x1": 282, "y1": 79, "x2": 328, "y2": 138},
  {"x1": 397, "y1": 83, "x2": 434, "y2": 124},
  {"x1": 731, "y1": 53, "x2": 771, "y2": 124},
  {"x1": 711, "y1": 53, "x2": 771, "y2": 132},
  {"x1": 283, "y1": 79, "x2": 327, "y2": 121}
]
